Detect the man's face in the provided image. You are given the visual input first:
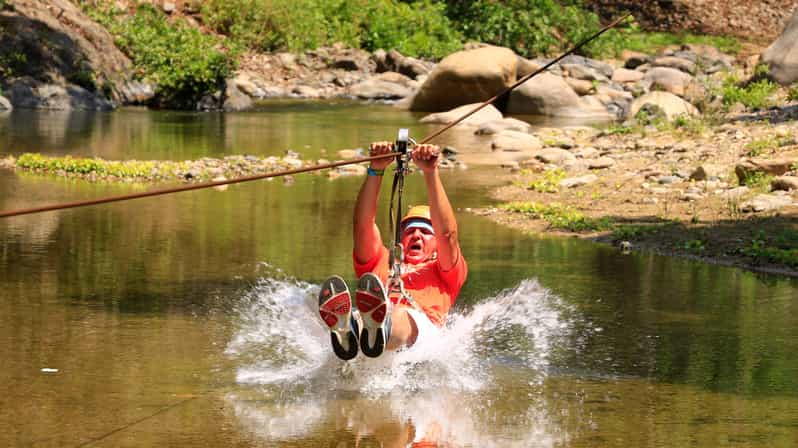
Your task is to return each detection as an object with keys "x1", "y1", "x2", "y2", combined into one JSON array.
[{"x1": 401, "y1": 223, "x2": 436, "y2": 265}]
